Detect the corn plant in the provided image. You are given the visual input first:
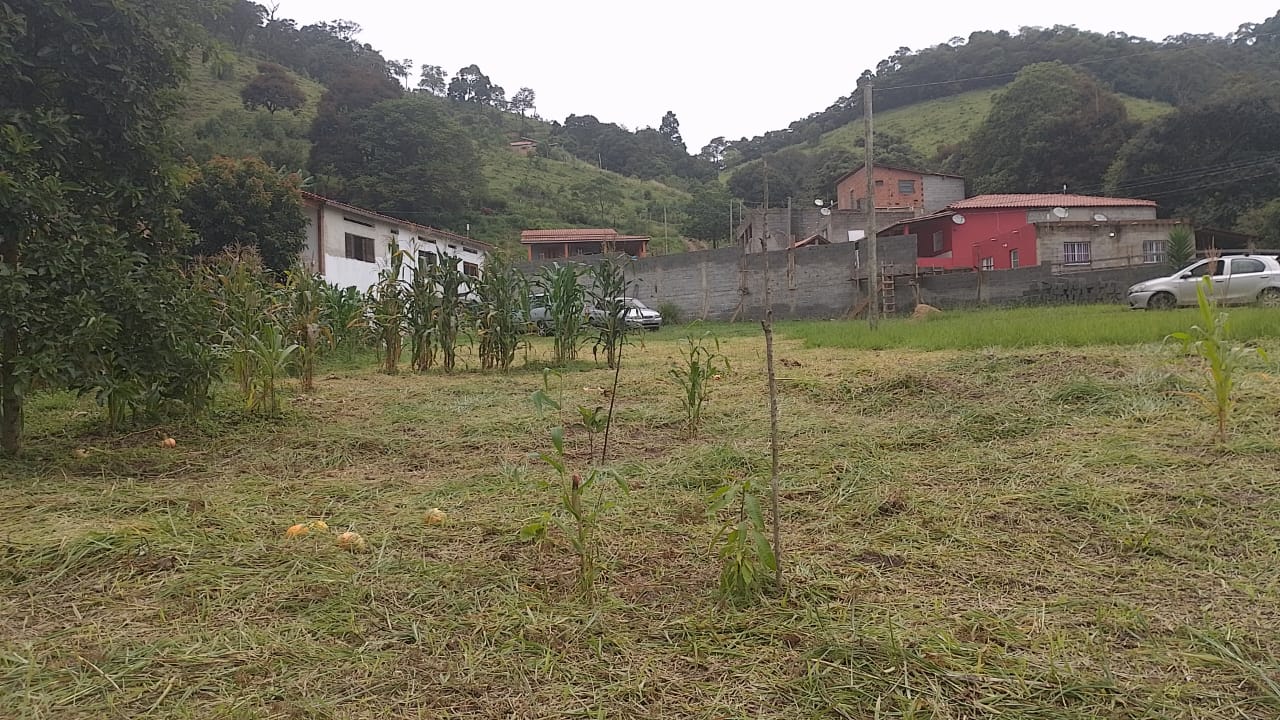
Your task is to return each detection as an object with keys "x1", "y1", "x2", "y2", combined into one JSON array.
[
  {"x1": 432, "y1": 256, "x2": 468, "y2": 372},
  {"x1": 367, "y1": 246, "x2": 407, "y2": 374},
  {"x1": 537, "y1": 262, "x2": 587, "y2": 365},
  {"x1": 406, "y1": 254, "x2": 439, "y2": 372},
  {"x1": 587, "y1": 257, "x2": 631, "y2": 369},
  {"x1": 709, "y1": 476, "x2": 776, "y2": 601},
  {"x1": 576, "y1": 404, "x2": 607, "y2": 463},
  {"x1": 473, "y1": 254, "x2": 528, "y2": 371},
  {"x1": 668, "y1": 332, "x2": 730, "y2": 437},
  {"x1": 319, "y1": 283, "x2": 366, "y2": 356},
  {"x1": 284, "y1": 270, "x2": 331, "y2": 392},
  {"x1": 522, "y1": 426, "x2": 628, "y2": 600},
  {"x1": 207, "y1": 248, "x2": 282, "y2": 411},
  {"x1": 246, "y1": 323, "x2": 298, "y2": 415},
  {"x1": 1169, "y1": 276, "x2": 1266, "y2": 442}
]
